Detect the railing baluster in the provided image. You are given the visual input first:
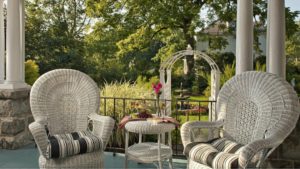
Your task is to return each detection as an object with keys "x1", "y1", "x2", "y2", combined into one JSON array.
[
  {"x1": 164, "y1": 99, "x2": 167, "y2": 116},
  {"x1": 198, "y1": 101, "x2": 201, "y2": 121},
  {"x1": 187, "y1": 100, "x2": 190, "y2": 122},
  {"x1": 210, "y1": 100, "x2": 212, "y2": 122},
  {"x1": 175, "y1": 98, "x2": 179, "y2": 156},
  {"x1": 214, "y1": 101, "x2": 217, "y2": 121},
  {"x1": 113, "y1": 98, "x2": 116, "y2": 156},
  {"x1": 99, "y1": 96, "x2": 216, "y2": 158},
  {"x1": 123, "y1": 98, "x2": 126, "y2": 116},
  {"x1": 104, "y1": 98, "x2": 107, "y2": 116}
]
